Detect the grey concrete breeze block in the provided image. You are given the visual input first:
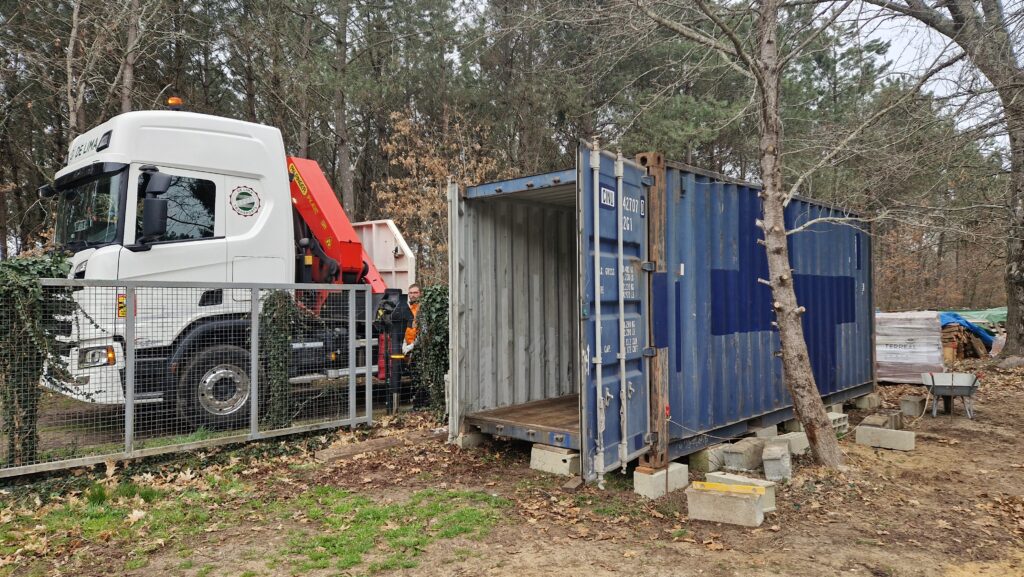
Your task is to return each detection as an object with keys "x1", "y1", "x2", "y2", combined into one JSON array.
[{"x1": 855, "y1": 427, "x2": 915, "y2": 451}]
